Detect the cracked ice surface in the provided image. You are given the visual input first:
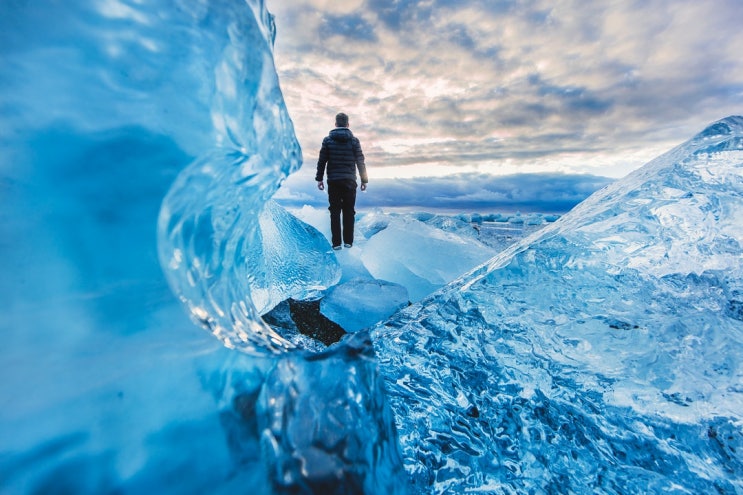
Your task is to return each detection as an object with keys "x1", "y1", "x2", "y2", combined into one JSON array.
[{"x1": 371, "y1": 117, "x2": 743, "y2": 494}]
